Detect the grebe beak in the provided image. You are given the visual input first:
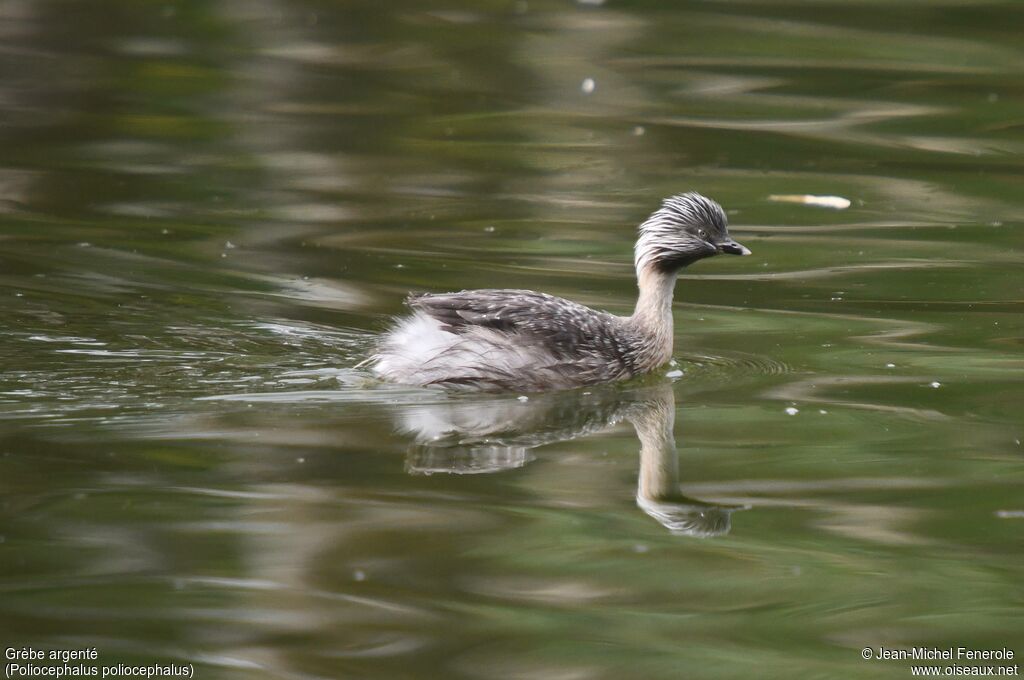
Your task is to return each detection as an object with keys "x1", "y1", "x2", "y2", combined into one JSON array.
[{"x1": 719, "y1": 240, "x2": 751, "y2": 256}]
